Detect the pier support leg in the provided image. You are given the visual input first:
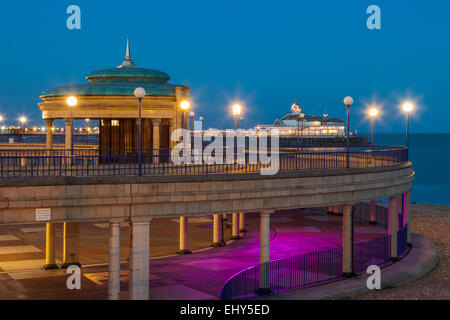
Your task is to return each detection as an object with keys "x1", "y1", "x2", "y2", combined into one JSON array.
[
  {"x1": 404, "y1": 191, "x2": 412, "y2": 247},
  {"x1": 342, "y1": 204, "x2": 355, "y2": 278},
  {"x1": 108, "y1": 220, "x2": 121, "y2": 300},
  {"x1": 178, "y1": 216, "x2": 191, "y2": 254},
  {"x1": 44, "y1": 223, "x2": 57, "y2": 269},
  {"x1": 211, "y1": 214, "x2": 224, "y2": 247},
  {"x1": 369, "y1": 200, "x2": 377, "y2": 224},
  {"x1": 389, "y1": 196, "x2": 399, "y2": 261},
  {"x1": 62, "y1": 222, "x2": 80, "y2": 268},
  {"x1": 239, "y1": 212, "x2": 246, "y2": 232},
  {"x1": 231, "y1": 213, "x2": 241, "y2": 240},
  {"x1": 129, "y1": 218, "x2": 151, "y2": 300},
  {"x1": 258, "y1": 211, "x2": 272, "y2": 294}
]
